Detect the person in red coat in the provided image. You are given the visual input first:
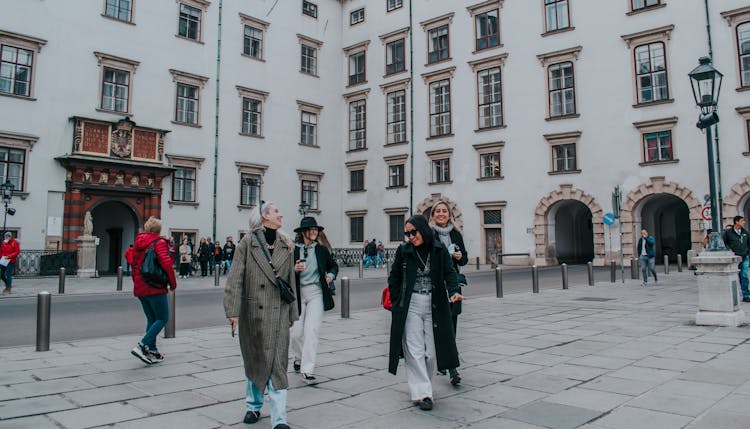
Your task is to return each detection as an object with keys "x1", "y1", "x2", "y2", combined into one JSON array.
[
  {"x1": 130, "y1": 217, "x2": 177, "y2": 364},
  {"x1": 0, "y1": 232, "x2": 20, "y2": 294},
  {"x1": 124, "y1": 244, "x2": 134, "y2": 276}
]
